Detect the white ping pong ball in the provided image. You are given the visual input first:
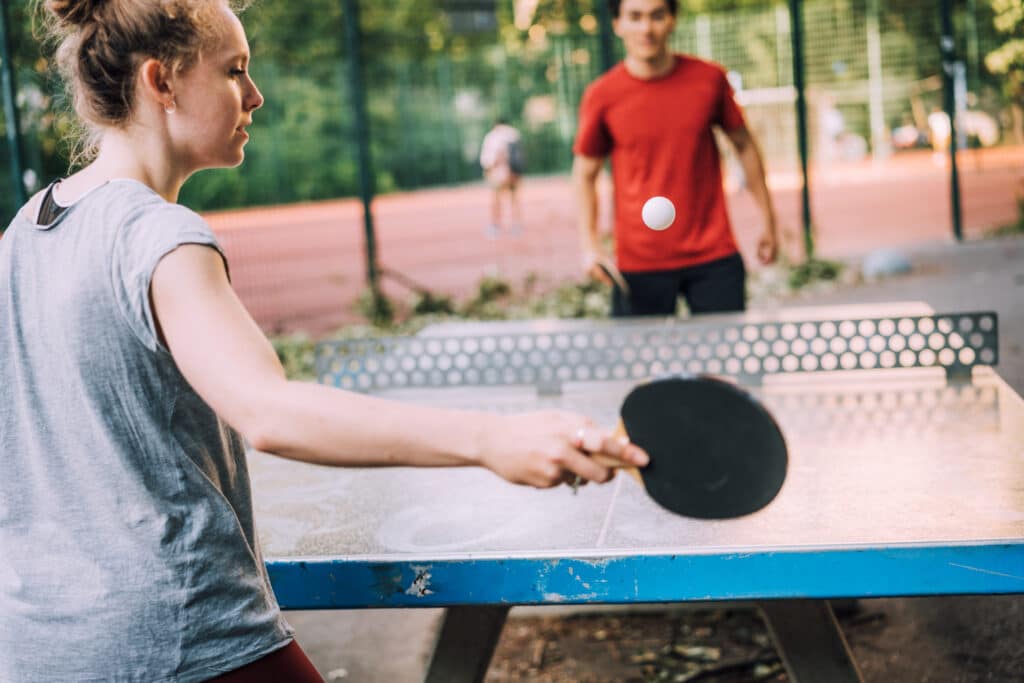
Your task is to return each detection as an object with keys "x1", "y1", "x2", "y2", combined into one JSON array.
[{"x1": 642, "y1": 196, "x2": 676, "y2": 231}]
